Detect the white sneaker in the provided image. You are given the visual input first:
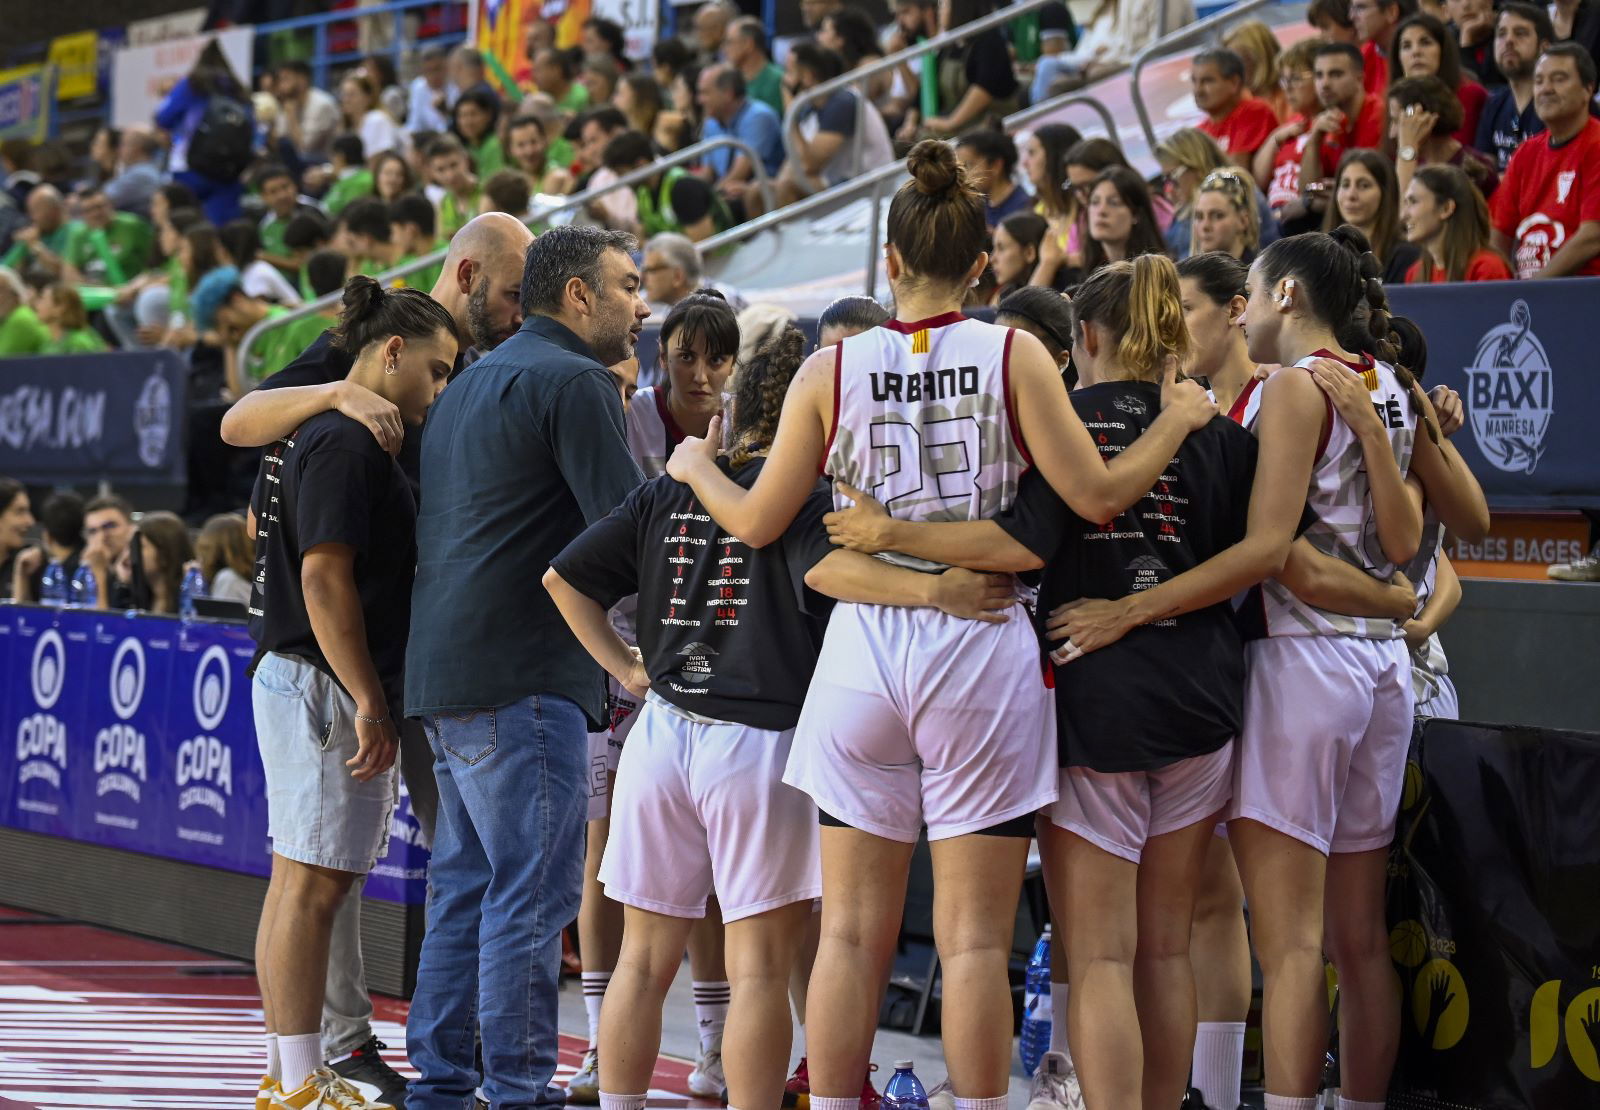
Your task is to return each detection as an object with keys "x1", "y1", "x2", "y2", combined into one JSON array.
[
  {"x1": 688, "y1": 1047, "x2": 725, "y2": 1099},
  {"x1": 1549, "y1": 546, "x2": 1600, "y2": 581},
  {"x1": 926, "y1": 1078, "x2": 954, "y2": 1110},
  {"x1": 566, "y1": 1047, "x2": 601, "y2": 1105},
  {"x1": 1025, "y1": 1052, "x2": 1085, "y2": 1110}
]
